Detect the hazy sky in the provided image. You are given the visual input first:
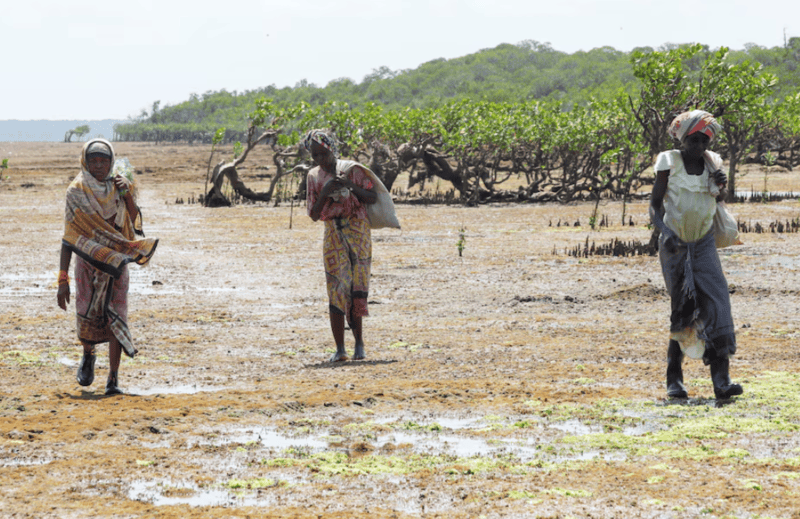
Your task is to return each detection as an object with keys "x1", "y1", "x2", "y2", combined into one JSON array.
[{"x1": 3, "y1": 0, "x2": 797, "y2": 120}]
